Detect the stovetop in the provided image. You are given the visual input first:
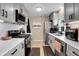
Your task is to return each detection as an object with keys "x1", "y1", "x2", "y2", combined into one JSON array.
[{"x1": 12, "y1": 34, "x2": 30, "y2": 38}]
